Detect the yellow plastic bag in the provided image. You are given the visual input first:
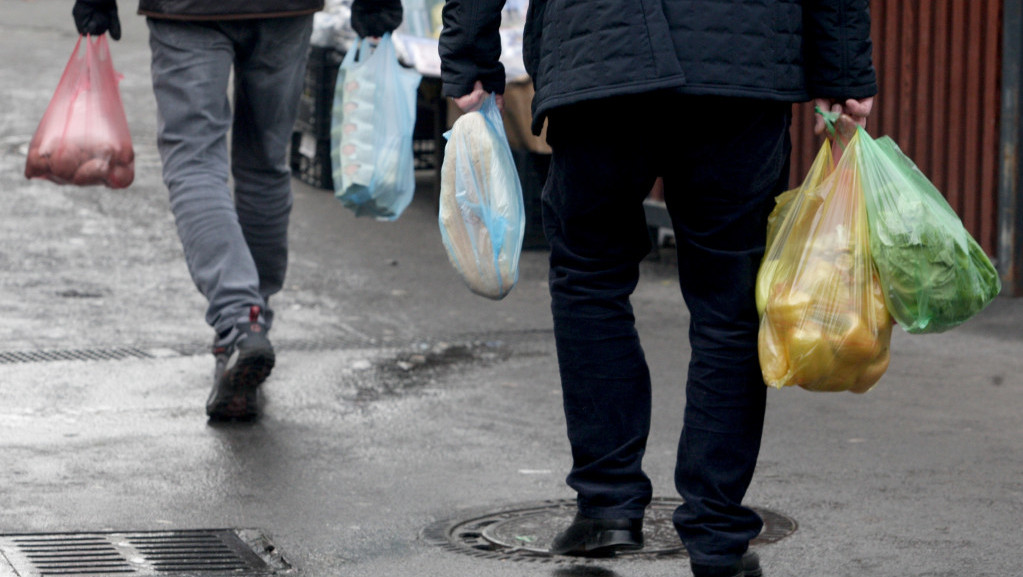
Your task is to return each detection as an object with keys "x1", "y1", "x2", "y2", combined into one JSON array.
[{"x1": 756, "y1": 134, "x2": 893, "y2": 393}]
